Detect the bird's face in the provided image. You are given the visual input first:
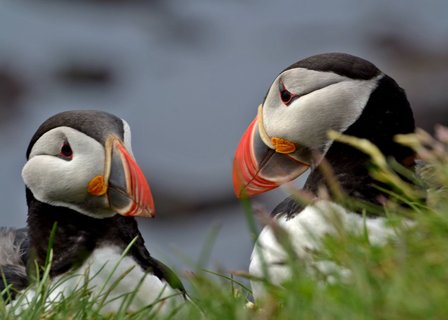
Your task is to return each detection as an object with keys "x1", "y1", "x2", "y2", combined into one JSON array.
[
  {"x1": 233, "y1": 55, "x2": 382, "y2": 198},
  {"x1": 22, "y1": 113, "x2": 155, "y2": 219}
]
